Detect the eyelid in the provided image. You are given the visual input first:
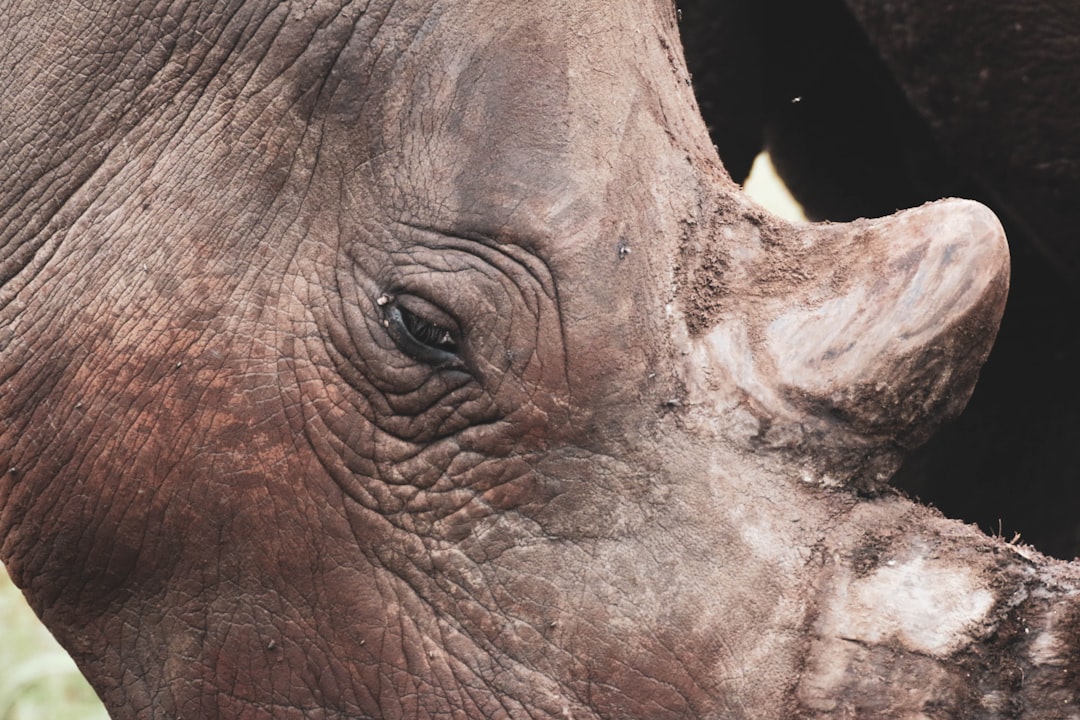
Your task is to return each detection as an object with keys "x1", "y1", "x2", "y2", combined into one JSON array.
[
  {"x1": 378, "y1": 292, "x2": 466, "y2": 370},
  {"x1": 393, "y1": 295, "x2": 460, "y2": 336}
]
